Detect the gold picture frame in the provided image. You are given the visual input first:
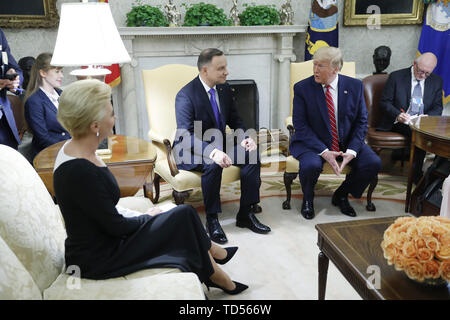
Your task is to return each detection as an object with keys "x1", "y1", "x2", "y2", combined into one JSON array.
[
  {"x1": 344, "y1": 0, "x2": 425, "y2": 26},
  {"x1": 0, "y1": 0, "x2": 59, "y2": 28}
]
